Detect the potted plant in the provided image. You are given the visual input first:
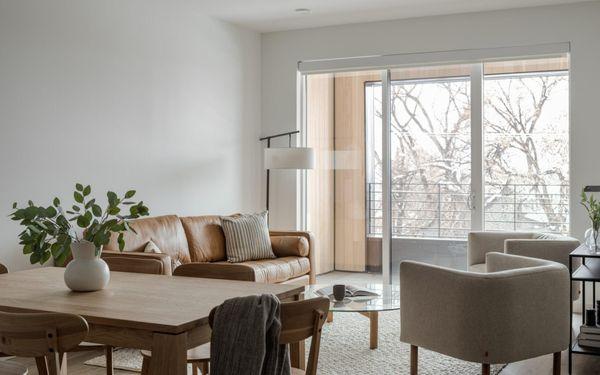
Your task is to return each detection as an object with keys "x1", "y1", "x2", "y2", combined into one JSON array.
[
  {"x1": 10, "y1": 183, "x2": 149, "y2": 291},
  {"x1": 581, "y1": 189, "x2": 600, "y2": 252}
]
